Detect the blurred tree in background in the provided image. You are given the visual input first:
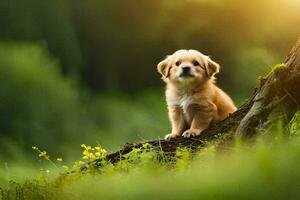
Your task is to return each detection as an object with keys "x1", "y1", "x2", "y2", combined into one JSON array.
[
  {"x1": 0, "y1": 43, "x2": 92, "y2": 158},
  {"x1": 0, "y1": 0, "x2": 299, "y2": 160}
]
